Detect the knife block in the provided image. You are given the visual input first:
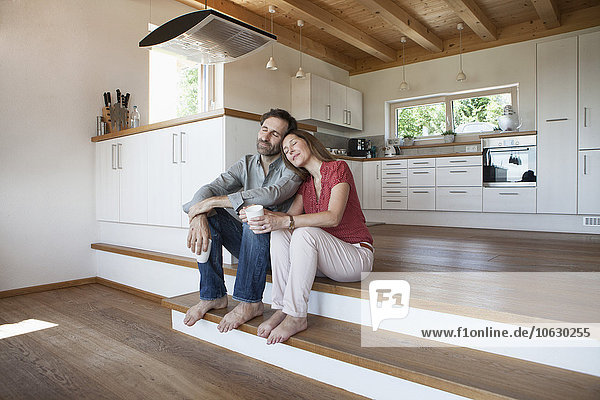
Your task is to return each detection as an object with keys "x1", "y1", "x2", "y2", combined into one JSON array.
[{"x1": 101, "y1": 106, "x2": 130, "y2": 134}]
